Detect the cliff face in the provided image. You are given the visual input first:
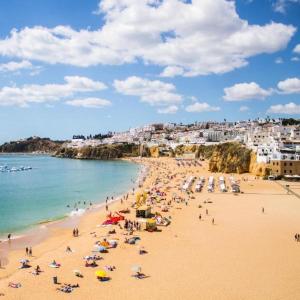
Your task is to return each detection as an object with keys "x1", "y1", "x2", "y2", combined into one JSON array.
[
  {"x1": 0, "y1": 137, "x2": 63, "y2": 153},
  {"x1": 249, "y1": 152, "x2": 271, "y2": 177},
  {"x1": 55, "y1": 143, "x2": 150, "y2": 160},
  {"x1": 208, "y1": 143, "x2": 252, "y2": 174},
  {"x1": 173, "y1": 142, "x2": 253, "y2": 174}
]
